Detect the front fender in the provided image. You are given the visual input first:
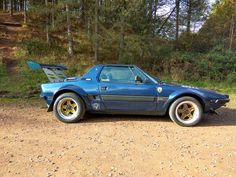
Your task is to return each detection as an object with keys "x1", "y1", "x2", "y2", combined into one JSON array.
[
  {"x1": 48, "y1": 85, "x2": 90, "y2": 112},
  {"x1": 162, "y1": 89, "x2": 207, "y2": 114}
]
